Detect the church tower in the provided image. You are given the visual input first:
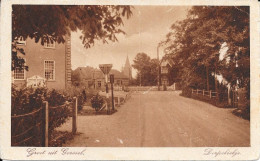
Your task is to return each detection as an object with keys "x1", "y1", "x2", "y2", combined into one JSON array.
[{"x1": 123, "y1": 55, "x2": 132, "y2": 80}]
